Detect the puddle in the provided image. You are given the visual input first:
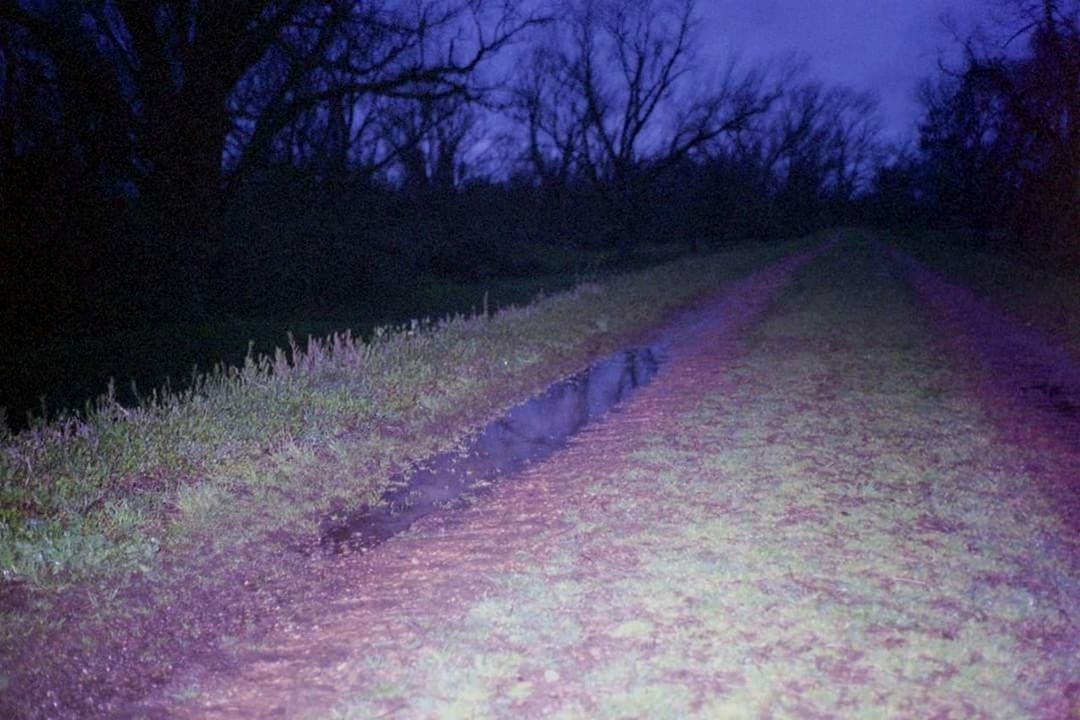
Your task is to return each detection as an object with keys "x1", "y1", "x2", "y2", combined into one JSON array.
[{"x1": 319, "y1": 347, "x2": 661, "y2": 552}]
